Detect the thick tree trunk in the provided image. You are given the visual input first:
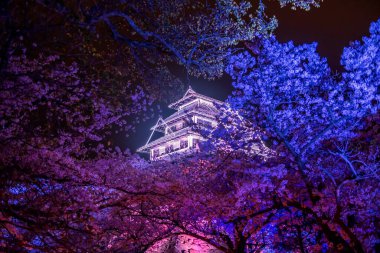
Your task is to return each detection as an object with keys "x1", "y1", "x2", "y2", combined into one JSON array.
[
  {"x1": 235, "y1": 239, "x2": 247, "y2": 253},
  {"x1": 287, "y1": 201, "x2": 361, "y2": 253},
  {"x1": 319, "y1": 222, "x2": 356, "y2": 252},
  {"x1": 296, "y1": 226, "x2": 307, "y2": 253},
  {"x1": 335, "y1": 219, "x2": 365, "y2": 253},
  {"x1": 233, "y1": 224, "x2": 247, "y2": 253}
]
